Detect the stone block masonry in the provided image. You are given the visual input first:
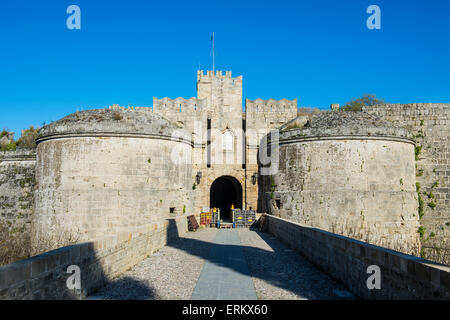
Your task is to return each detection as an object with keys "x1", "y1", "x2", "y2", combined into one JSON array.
[
  {"x1": 364, "y1": 104, "x2": 450, "y2": 250},
  {"x1": 0, "y1": 150, "x2": 36, "y2": 234},
  {"x1": 262, "y1": 214, "x2": 450, "y2": 299},
  {"x1": 263, "y1": 111, "x2": 421, "y2": 254},
  {"x1": 0, "y1": 214, "x2": 188, "y2": 299}
]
